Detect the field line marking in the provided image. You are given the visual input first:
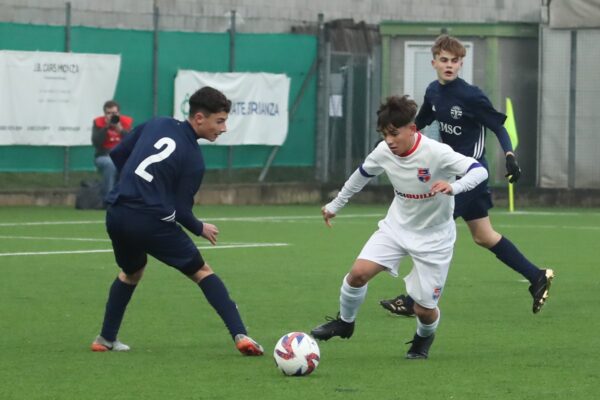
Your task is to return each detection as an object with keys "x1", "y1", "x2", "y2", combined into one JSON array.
[
  {"x1": 457, "y1": 223, "x2": 600, "y2": 231},
  {"x1": 1, "y1": 210, "x2": 598, "y2": 228},
  {"x1": 0, "y1": 242, "x2": 289, "y2": 257},
  {"x1": 0, "y1": 220, "x2": 103, "y2": 227},
  {"x1": 0, "y1": 235, "x2": 111, "y2": 242},
  {"x1": 209, "y1": 213, "x2": 384, "y2": 222},
  {"x1": 495, "y1": 211, "x2": 600, "y2": 216},
  {"x1": 0, "y1": 214, "x2": 383, "y2": 227}
]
